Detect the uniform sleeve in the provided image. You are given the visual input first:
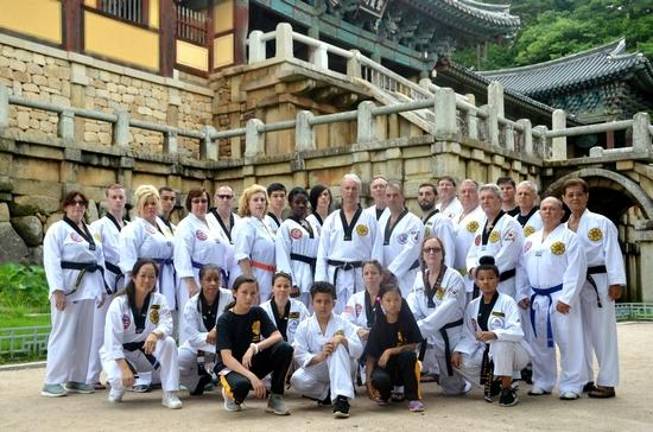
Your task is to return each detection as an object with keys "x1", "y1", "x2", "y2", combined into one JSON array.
[
  {"x1": 233, "y1": 219, "x2": 254, "y2": 263},
  {"x1": 491, "y1": 298, "x2": 524, "y2": 343},
  {"x1": 292, "y1": 320, "x2": 315, "y2": 367},
  {"x1": 465, "y1": 229, "x2": 481, "y2": 273},
  {"x1": 369, "y1": 215, "x2": 385, "y2": 264},
  {"x1": 183, "y1": 297, "x2": 213, "y2": 352},
  {"x1": 119, "y1": 223, "x2": 141, "y2": 275},
  {"x1": 259, "y1": 307, "x2": 278, "y2": 338},
  {"x1": 315, "y1": 216, "x2": 332, "y2": 282},
  {"x1": 43, "y1": 223, "x2": 64, "y2": 295},
  {"x1": 453, "y1": 302, "x2": 480, "y2": 356},
  {"x1": 559, "y1": 234, "x2": 587, "y2": 306},
  {"x1": 216, "y1": 314, "x2": 233, "y2": 352},
  {"x1": 515, "y1": 243, "x2": 530, "y2": 303},
  {"x1": 433, "y1": 218, "x2": 456, "y2": 267},
  {"x1": 156, "y1": 295, "x2": 173, "y2": 338},
  {"x1": 103, "y1": 298, "x2": 126, "y2": 360},
  {"x1": 407, "y1": 271, "x2": 425, "y2": 319},
  {"x1": 341, "y1": 294, "x2": 358, "y2": 323},
  {"x1": 603, "y1": 218, "x2": 626, "y2": 286},
  {"x1": 275, "y1": 223, "x2": 295, "y2": 281},
  {"x1": 343, "y1": 319, "x2": 364, "y2": 360},
  {"x1": 173, "y1": 219, "x2": 196, "y2": 279},
  {"x1": 387, "y1": 217, "x2": 423, "y2": 278},
  {"x1": 495, "y1": 219, "x2": 524, "y2": 273},
  {"x1": 417, "y1": 279, "x2": 464, "y2": 339}
]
